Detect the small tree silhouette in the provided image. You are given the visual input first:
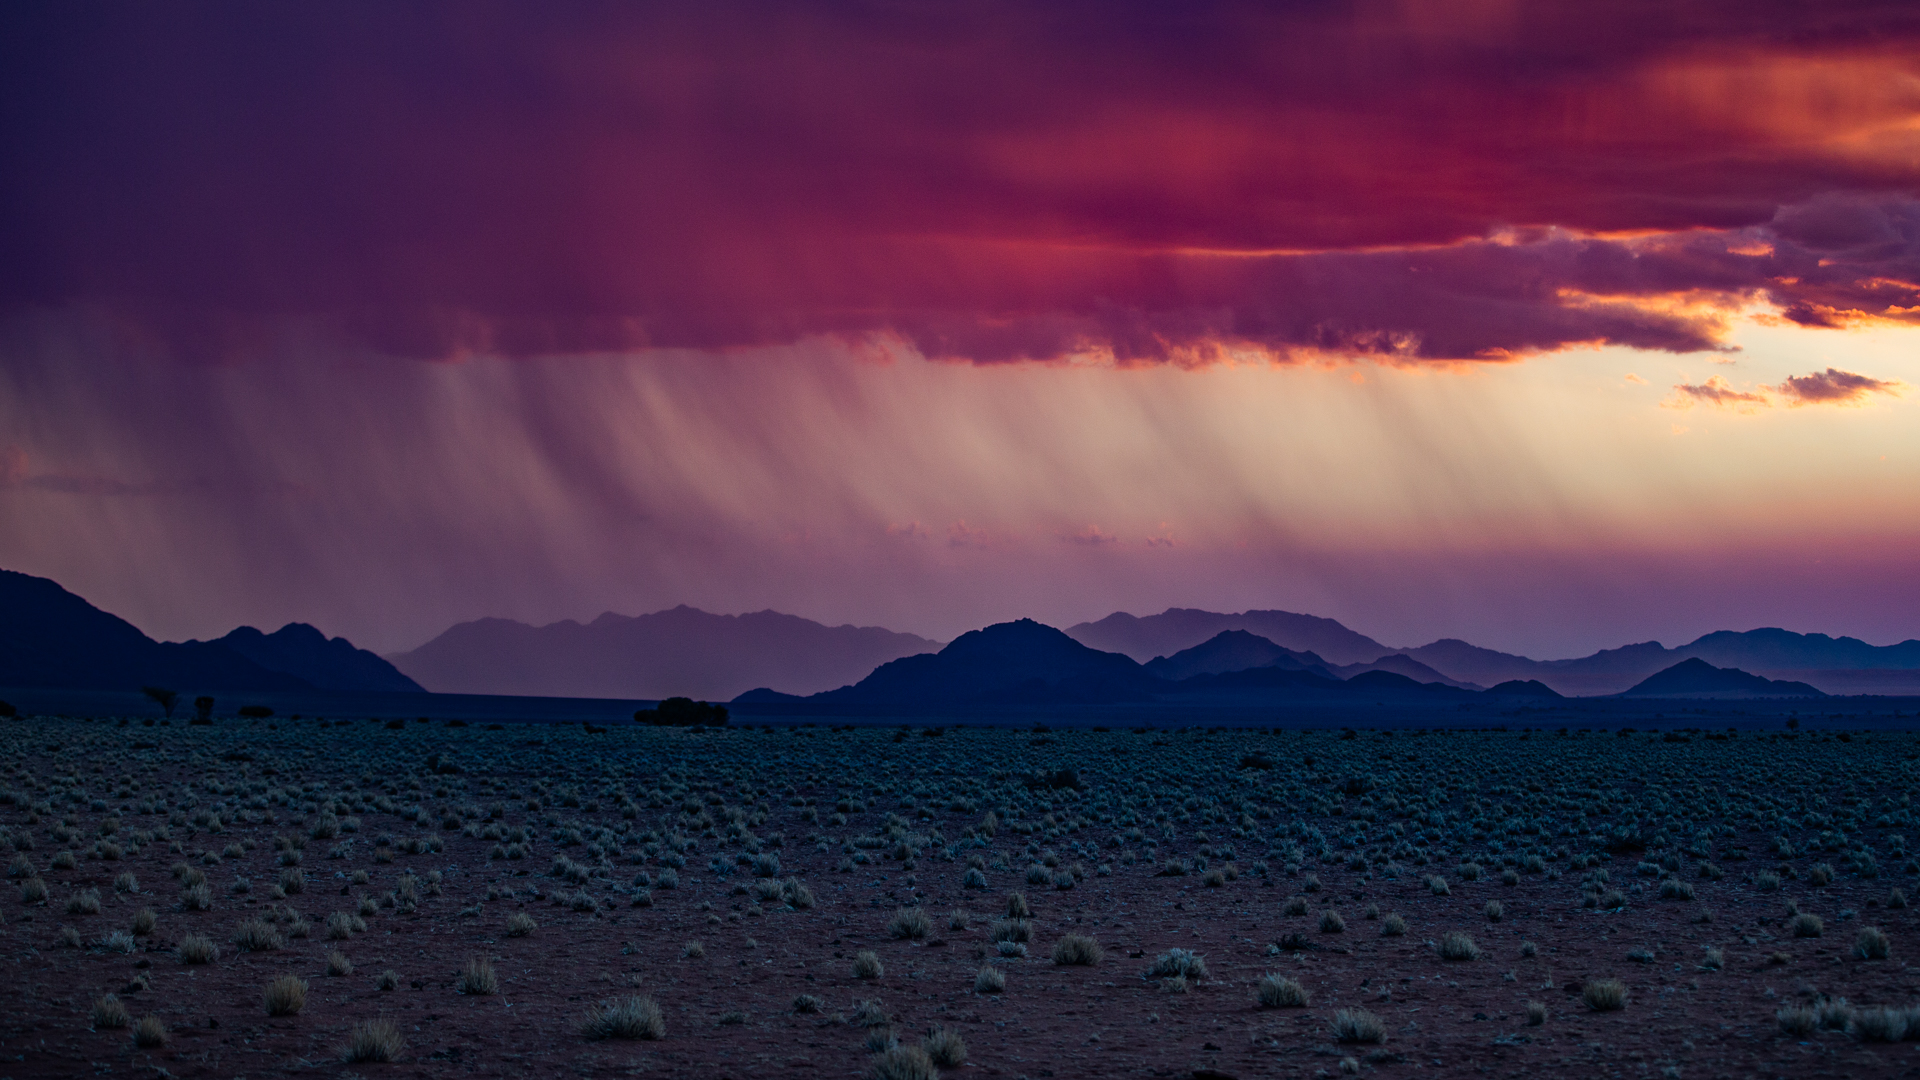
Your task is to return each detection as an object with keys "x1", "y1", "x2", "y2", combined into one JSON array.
[{"x1": 142, "y1": 686, "x2": 179, "y2": 718}]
